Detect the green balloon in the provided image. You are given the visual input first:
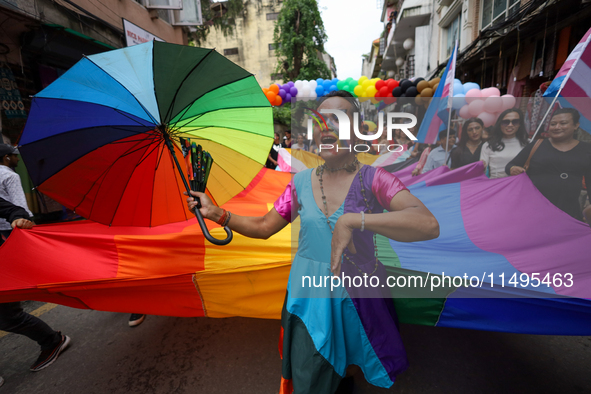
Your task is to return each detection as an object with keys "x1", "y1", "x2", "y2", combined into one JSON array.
[{"x1": 336, "y1": 80, "x2": 346, "y2": 90}]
